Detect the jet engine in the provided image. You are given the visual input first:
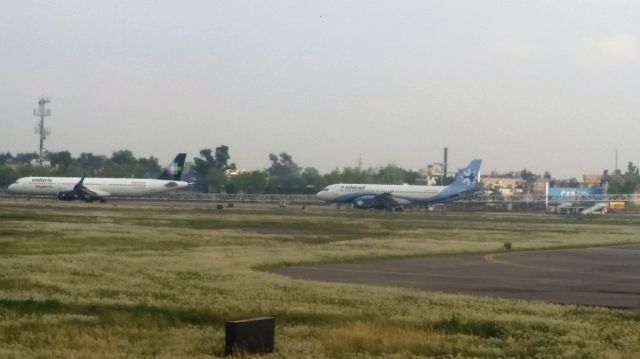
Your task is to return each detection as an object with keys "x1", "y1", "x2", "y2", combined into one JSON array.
[
  {"x1": 57, "y1": 191, "x2": 77, "y2": 201},
  {"x1": 352, "y1": 195, "x2": 375, "y2": 209}
]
